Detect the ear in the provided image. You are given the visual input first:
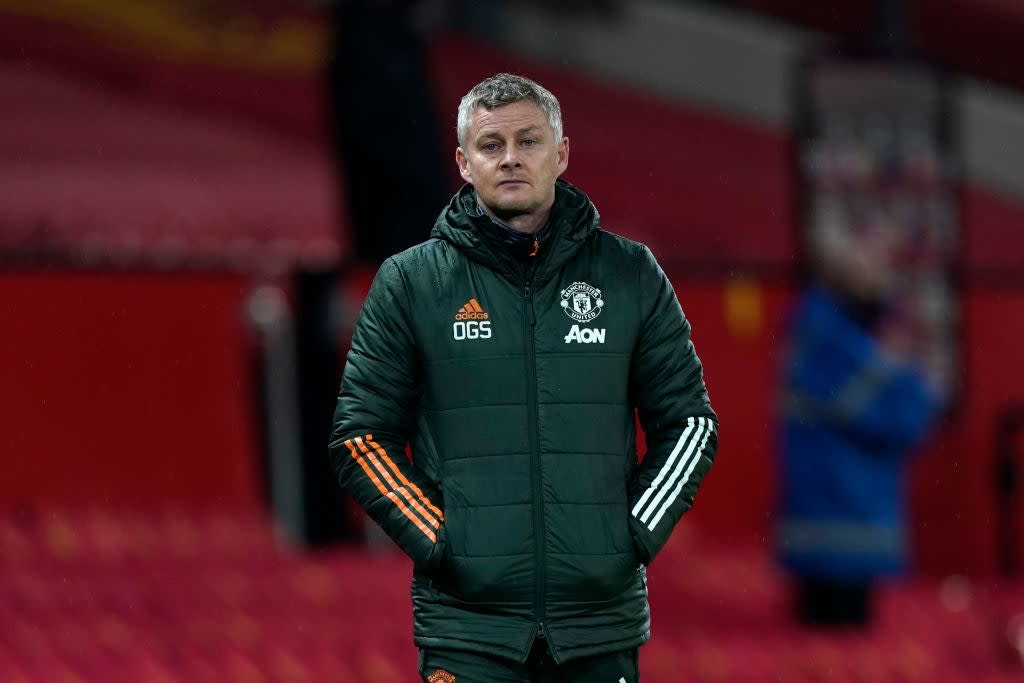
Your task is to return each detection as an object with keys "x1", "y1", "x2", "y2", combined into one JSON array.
[
  {"x1": 456, "y1": 147, "x2": 472, "y2": 184},
  {"x1": 555, "y1": 137, "x2": 570, "y2": 177}
]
